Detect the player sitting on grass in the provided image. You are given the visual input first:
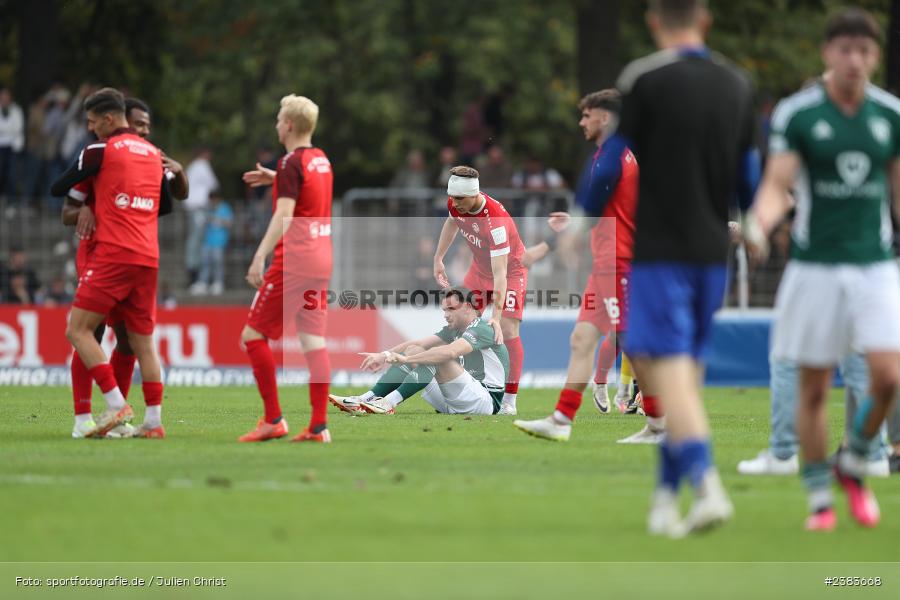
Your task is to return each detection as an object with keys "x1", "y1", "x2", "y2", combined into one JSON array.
[{"x1": 329, "y1": 287, "x2": 509, "y2": 415}]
